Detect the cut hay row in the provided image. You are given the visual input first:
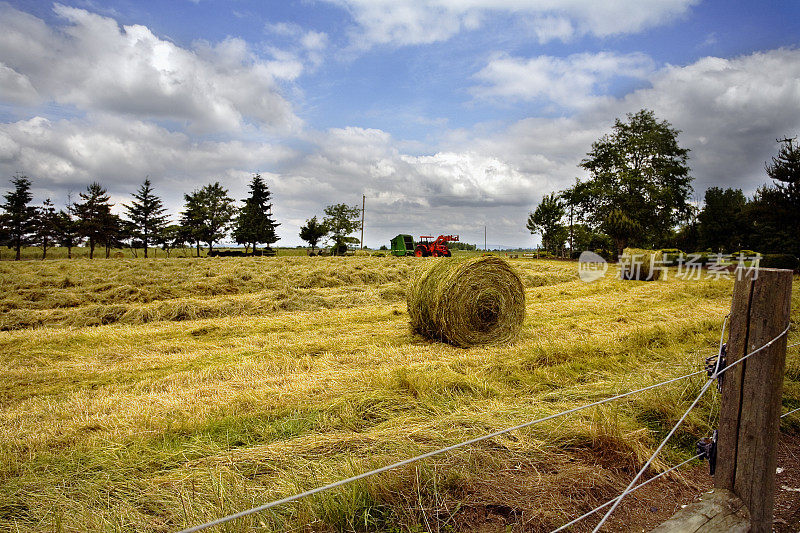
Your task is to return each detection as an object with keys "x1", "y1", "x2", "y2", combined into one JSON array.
[{"x1": 0, "y1": 257, "x2": 575, "y2": 330}]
